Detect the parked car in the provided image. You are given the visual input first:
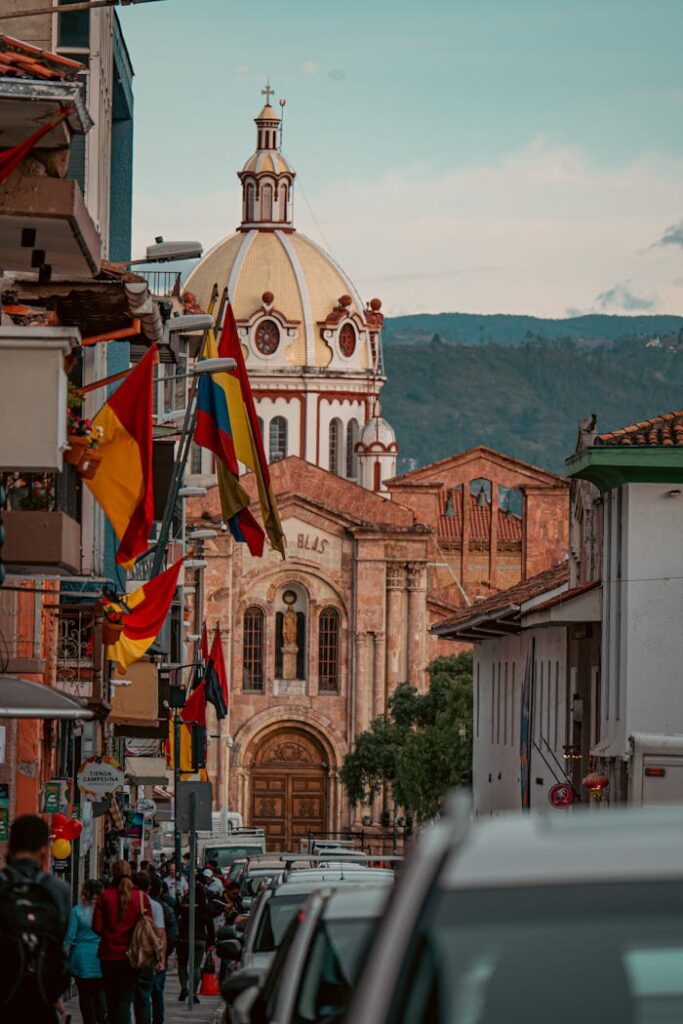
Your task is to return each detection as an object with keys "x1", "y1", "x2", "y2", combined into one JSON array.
[
  {"x1": 348, "y1": 797, "x2": 683, "y2": 1023},
  {"x1": 259, "y1": 885, "x2": 390, "y2": 1024}
]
